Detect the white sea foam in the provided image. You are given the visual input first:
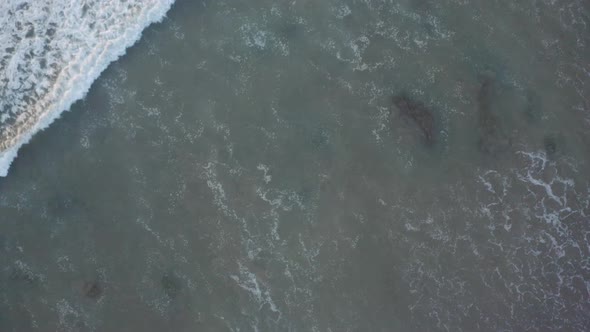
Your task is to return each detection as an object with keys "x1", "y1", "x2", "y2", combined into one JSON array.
[{"x1": 0, "y1": 0, "x2": 175, "y2": 176}]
